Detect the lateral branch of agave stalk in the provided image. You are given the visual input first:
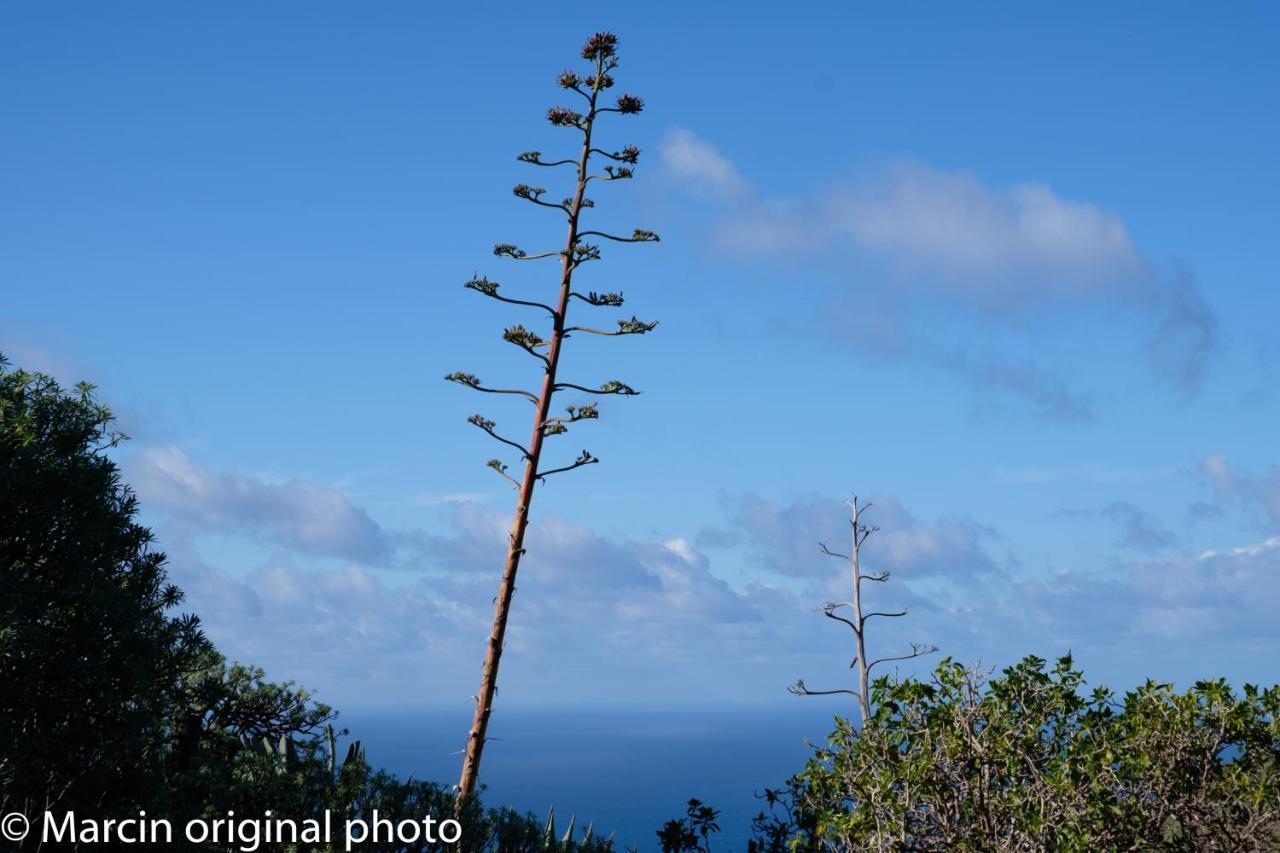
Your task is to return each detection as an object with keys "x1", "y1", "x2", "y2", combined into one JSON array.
[{"x1": 445, "y1": 32, "x2": 658, "y2": 801}]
